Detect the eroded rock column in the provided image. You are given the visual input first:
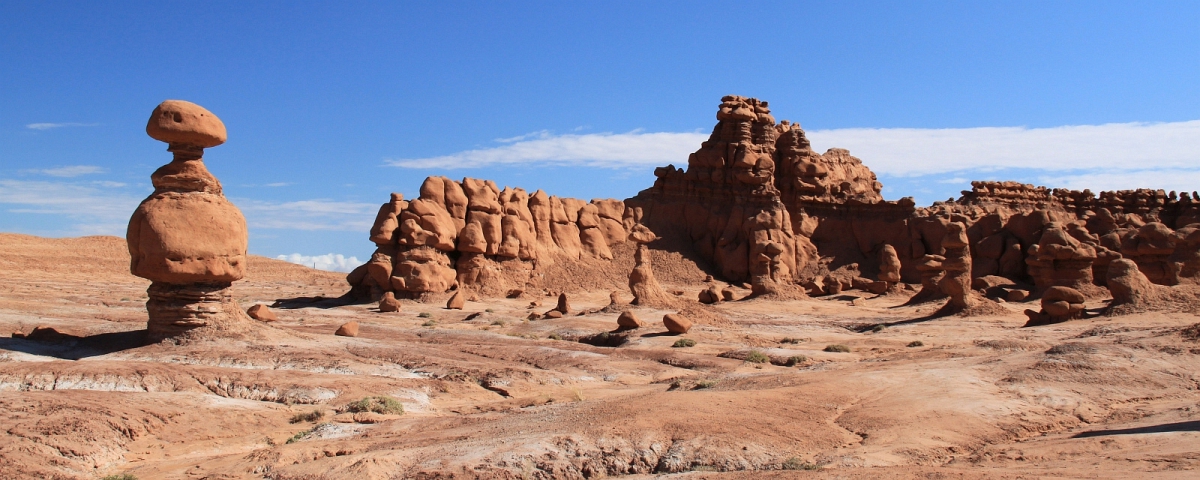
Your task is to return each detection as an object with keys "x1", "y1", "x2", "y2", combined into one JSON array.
[{"x1": 127, "y1": 100, "x2": 251, "y2": 341}]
